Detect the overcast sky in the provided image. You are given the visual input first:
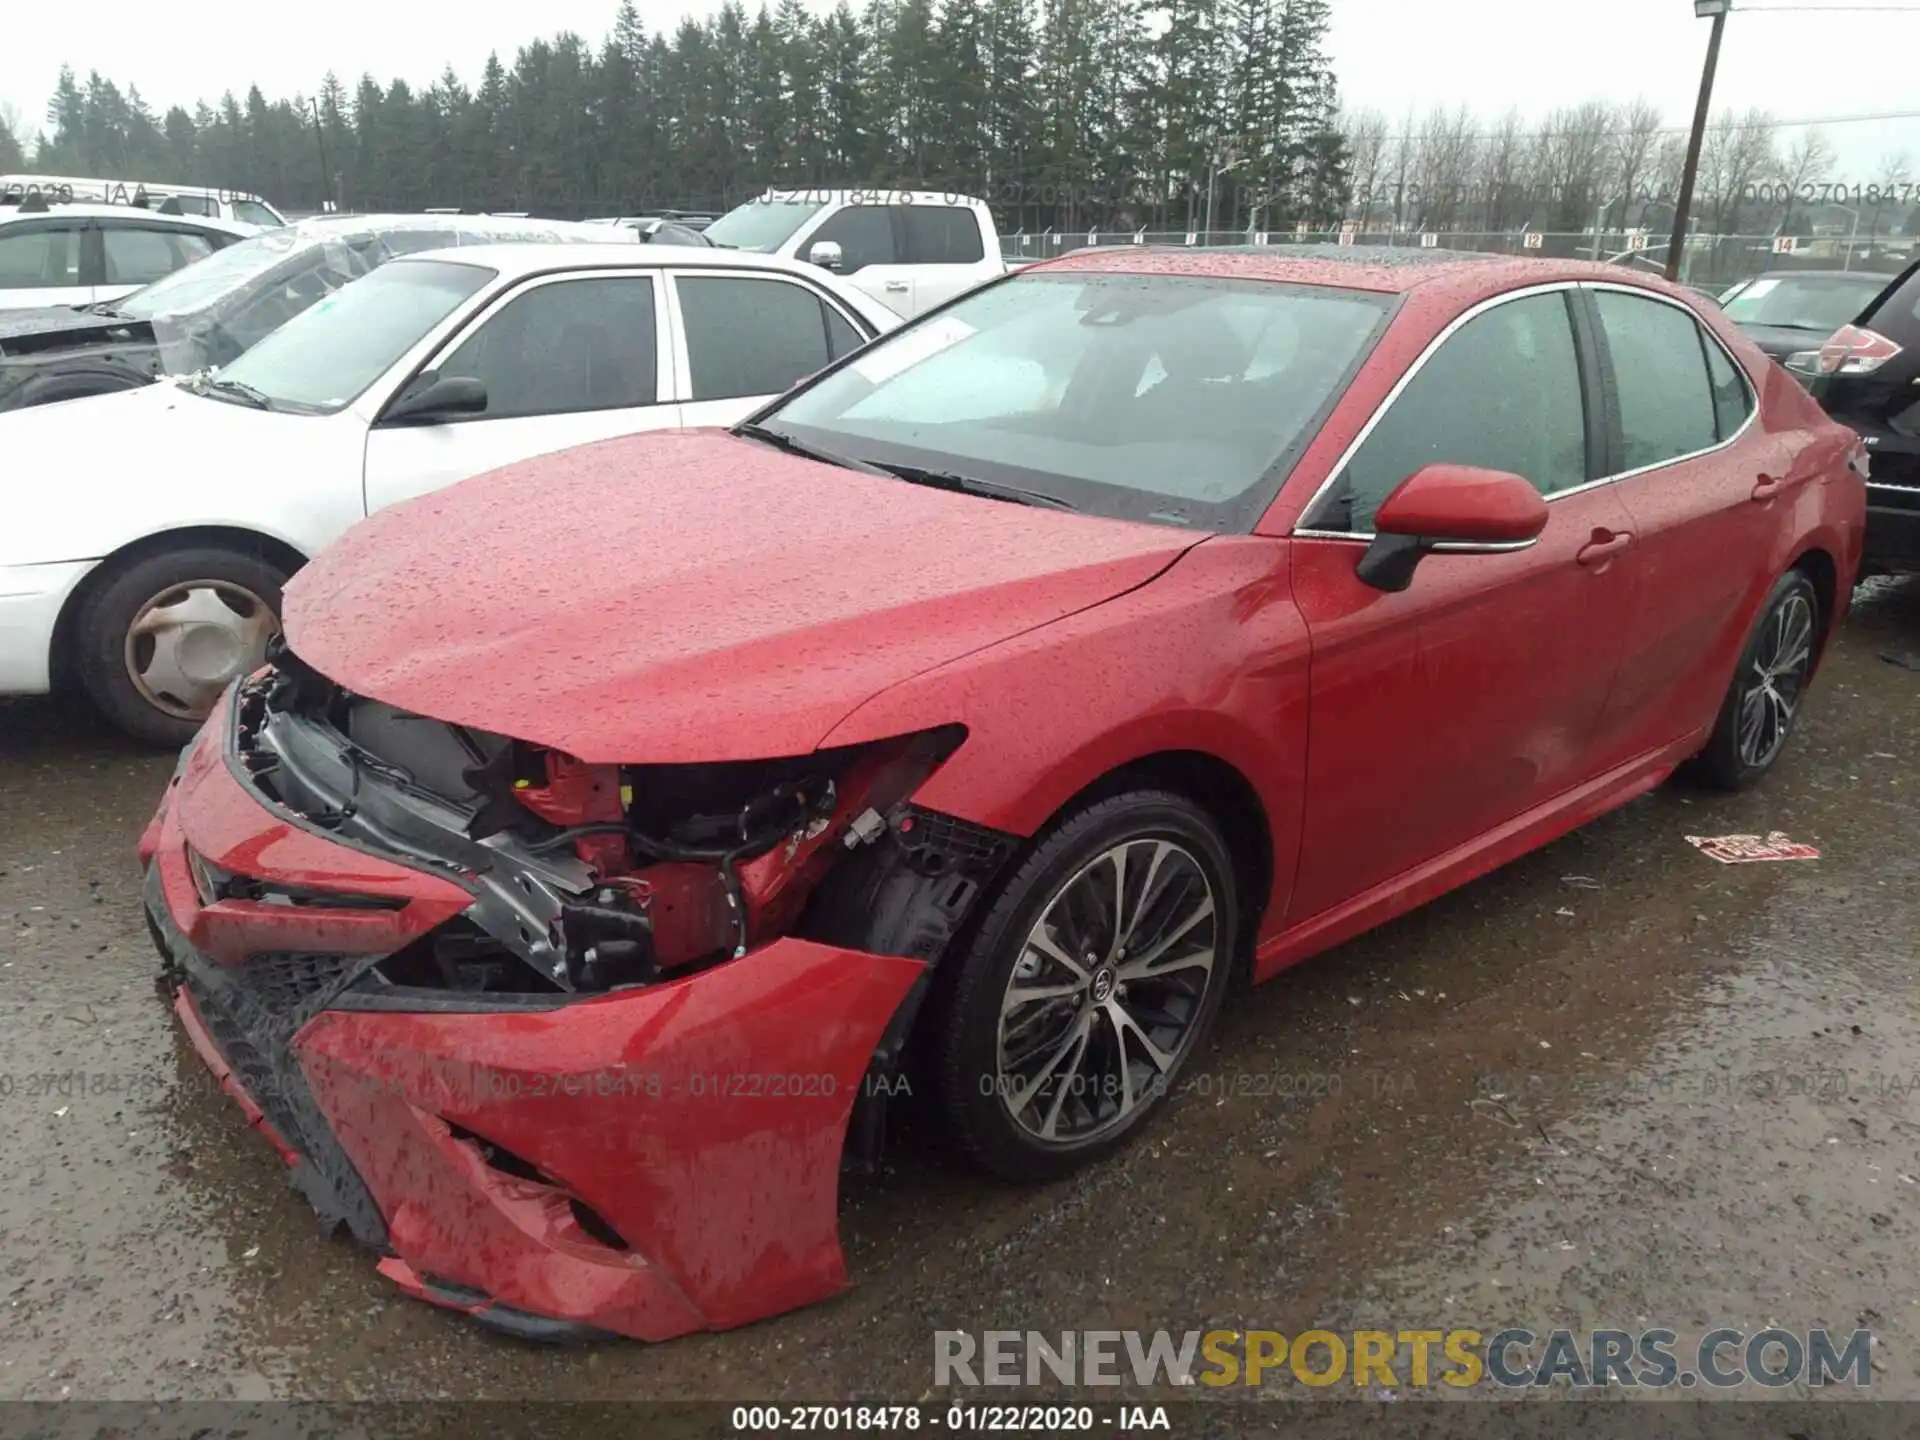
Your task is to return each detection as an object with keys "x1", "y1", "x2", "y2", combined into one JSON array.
[{"x1": 3, "y1": 0, "x2": 1917, "y2": 171}]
